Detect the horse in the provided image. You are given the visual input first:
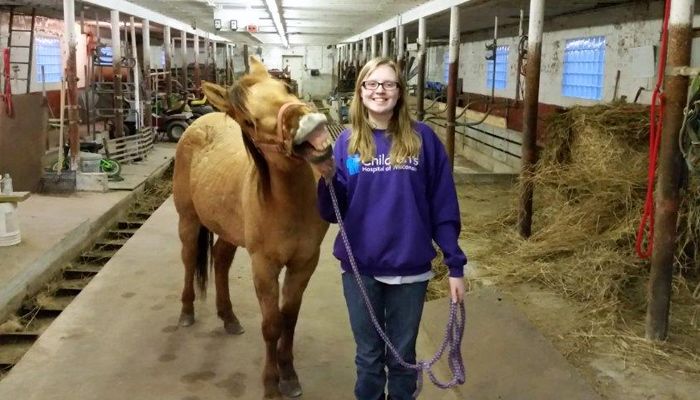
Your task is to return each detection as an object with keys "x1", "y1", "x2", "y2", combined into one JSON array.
[{"x1": 172, "y1": 57, "x2": 331, "y2": 399}]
